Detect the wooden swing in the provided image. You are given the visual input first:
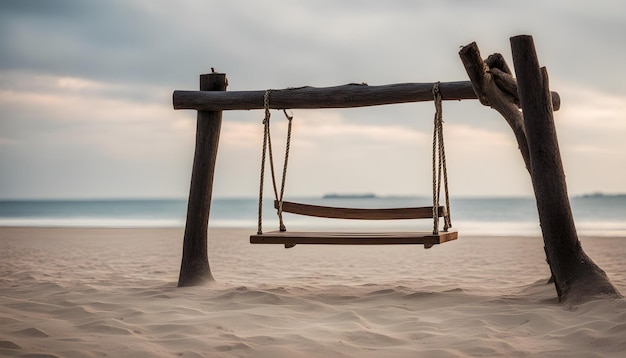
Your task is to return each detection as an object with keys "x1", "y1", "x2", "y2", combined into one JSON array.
[{"x1": 250, "y1": 83, "x2": 457, "y2": 248}]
